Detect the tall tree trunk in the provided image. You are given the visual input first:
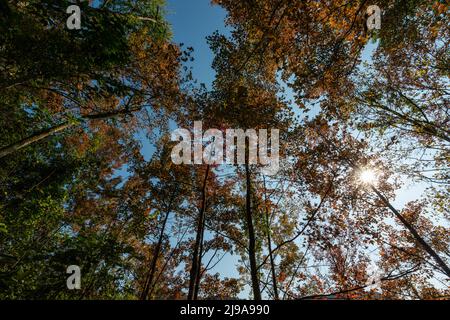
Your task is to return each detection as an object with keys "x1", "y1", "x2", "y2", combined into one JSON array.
[
  {"x1": 193, "y1": 213, "x2": 206, "y2": 300},
  {"x1": 263, "y1": 176, "x2": 279, "y2": 300},
  {"x1": 245, "y1": 146, "x2": 261, "y2": 300},
  {"x1": 140, "y1": 199, "x2": 173, "y2": 300},
  {"x1": 0, "y1": 122, "x2": 72, "y2": 159},
  {"x1": 265, "y1": 211, "x2": 278, "y2": 300},
  {"x1": 371, "y1": 186, "x2": 450, "y2": 278},
  {"x1": 187, "y1": 165, "x2": 210, "y2": 300},
  {"x1": 0, "y1": 107, "x2": 139, "y2": 159},
  {"x1": 323, "y1": 133, "x2": 450, "y2": 279}
]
